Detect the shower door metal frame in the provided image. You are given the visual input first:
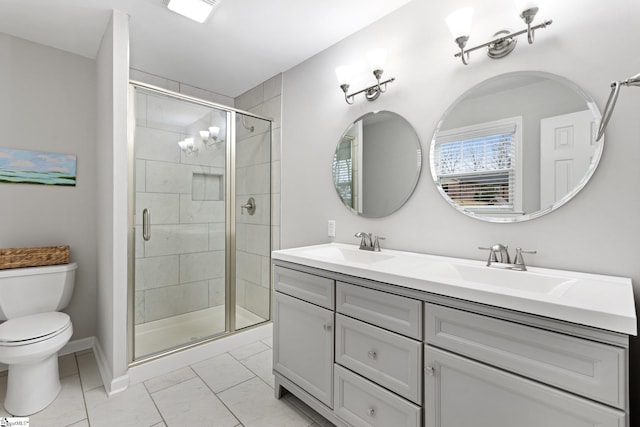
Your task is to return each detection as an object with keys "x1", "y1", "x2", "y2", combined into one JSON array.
[{"x1": 127, "y1": 81, "x2": 272, "y2": 366}]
